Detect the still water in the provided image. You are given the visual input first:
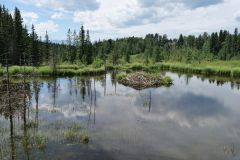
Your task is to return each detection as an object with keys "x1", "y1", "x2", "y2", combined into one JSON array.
[{"x1": 1, "y1": 72, "x2": 240, "y2": 160}]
